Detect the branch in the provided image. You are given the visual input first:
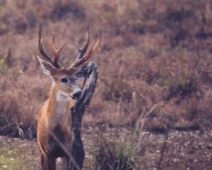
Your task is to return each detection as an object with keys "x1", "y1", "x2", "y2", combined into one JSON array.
[{"x1": 70, "y1": 62, "x2": 98, "y2": 170}]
